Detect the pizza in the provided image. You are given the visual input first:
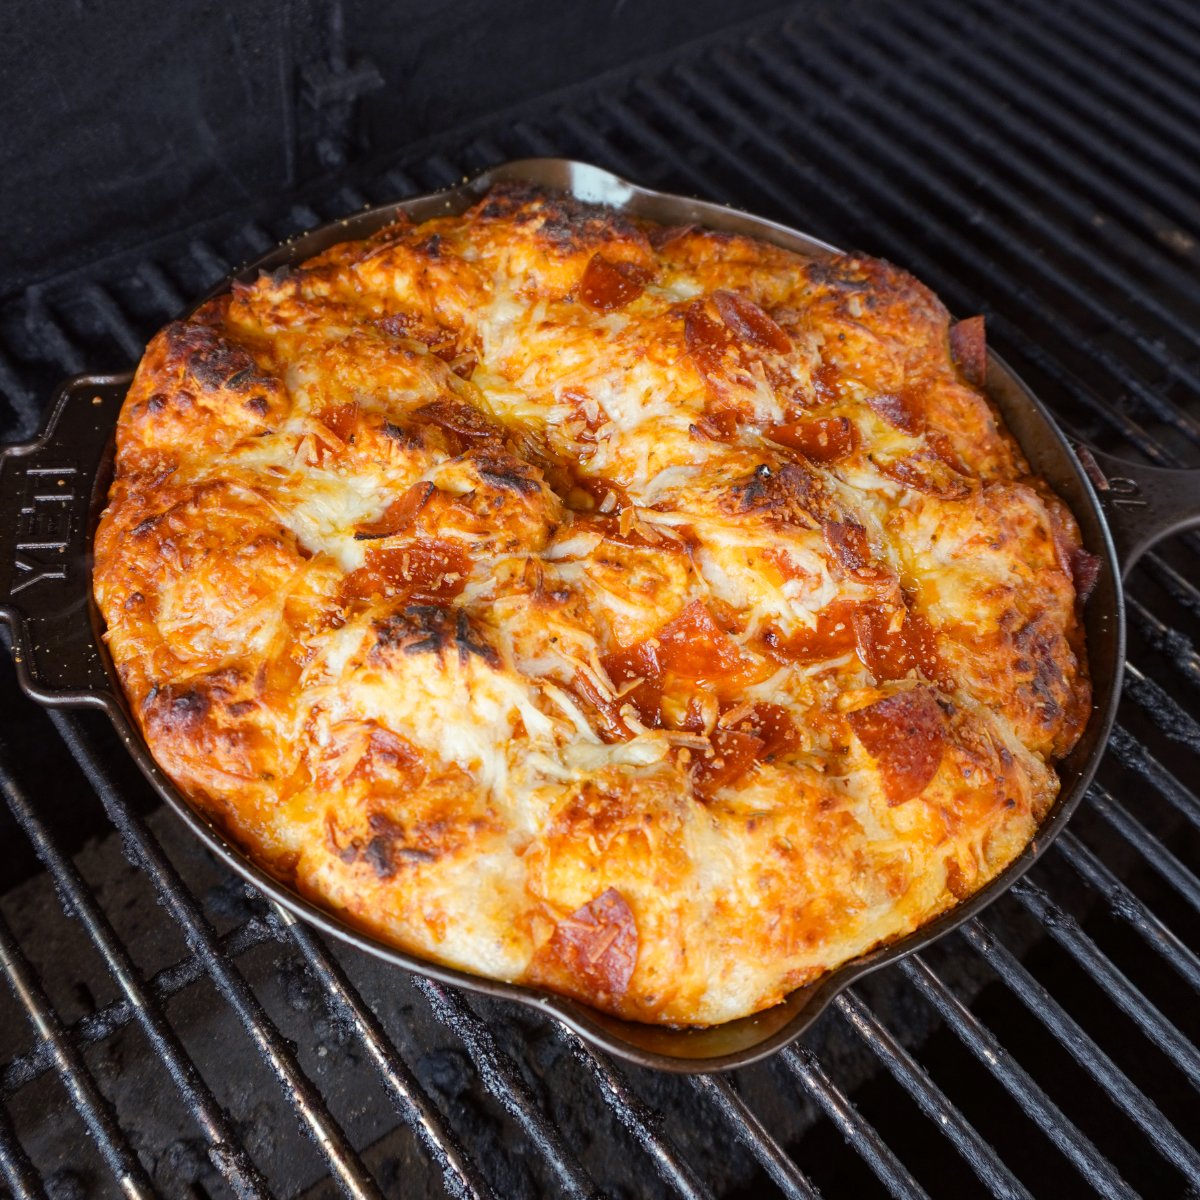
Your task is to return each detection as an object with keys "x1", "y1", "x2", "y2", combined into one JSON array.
[{"x1": 92, "y1": 183, "x2": 1093, "y2": 1025}]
